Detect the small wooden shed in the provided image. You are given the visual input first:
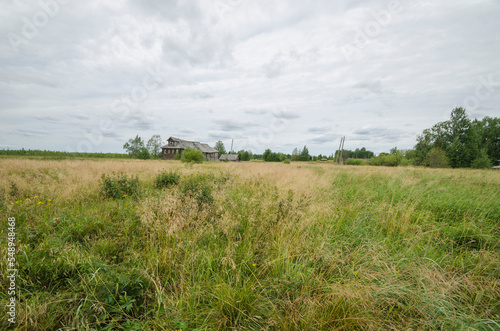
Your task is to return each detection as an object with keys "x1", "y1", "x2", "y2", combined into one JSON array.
[{"x1": 219, "y1": 154, "x2": 240, "y2": 162}]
